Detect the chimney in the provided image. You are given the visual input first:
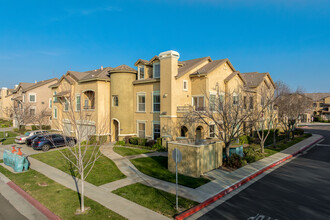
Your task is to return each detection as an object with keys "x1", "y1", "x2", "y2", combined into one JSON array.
[
  {"x1": 101, "y1": 66, "x2": 104, "y2": 70},
  {"x1": 35, "y1": 80, "x2": 37, "y2": 84},
  {"x1": 14, "y1": 85, "x2": 18, "y2": 89}
]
